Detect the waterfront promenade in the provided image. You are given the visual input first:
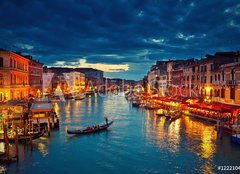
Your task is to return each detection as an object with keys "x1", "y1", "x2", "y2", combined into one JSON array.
[{"x1": 1, "y1": 93, "x2": 240, "y2": 174}]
